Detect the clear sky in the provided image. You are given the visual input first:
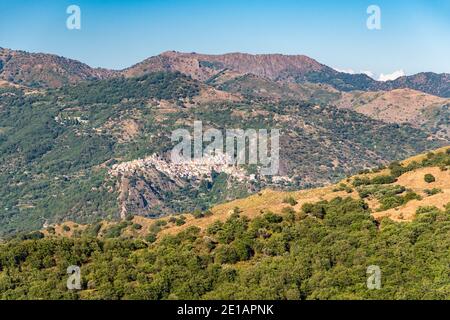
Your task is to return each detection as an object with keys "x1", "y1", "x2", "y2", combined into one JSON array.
[{"x1": 0, "y1": 0, "x2": 449, "y2": 79}]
